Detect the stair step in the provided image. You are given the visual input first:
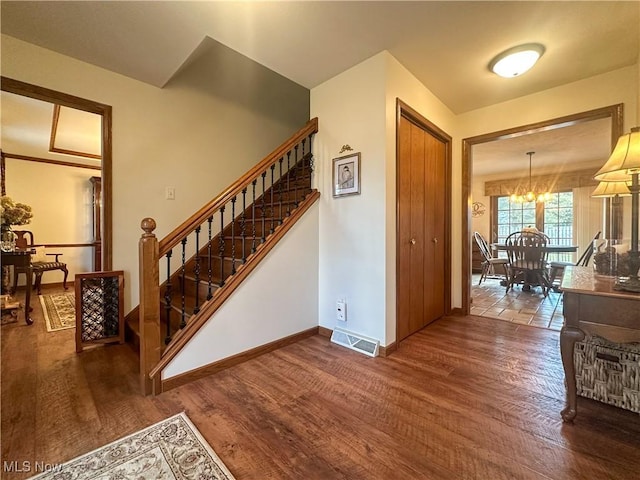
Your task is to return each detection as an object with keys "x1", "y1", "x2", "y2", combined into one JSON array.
[{"x1": 178, "y1": 255, "x2": 240, "y2": 286}]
